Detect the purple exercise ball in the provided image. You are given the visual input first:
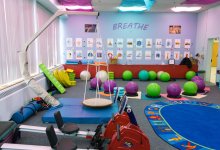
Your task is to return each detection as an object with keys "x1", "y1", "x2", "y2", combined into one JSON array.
[
  {"x1": 125, "y1": 81, "x2": 139, "y2": 95},
  {"x1": 193, "y1": 79, "x2": 205, "y2": 92},
  {"x1": 167, "y1": 83, "x2": 181, "y2": 97},
  {"x1": 191, "y1": 76, "x2": 203, "y2": 82},
  {"x1": 103, "y1": 80, "x2": 117, "y2": 93},
  {"x1": 90, "y1": 78, "x2": 102, "y2": 89}
]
